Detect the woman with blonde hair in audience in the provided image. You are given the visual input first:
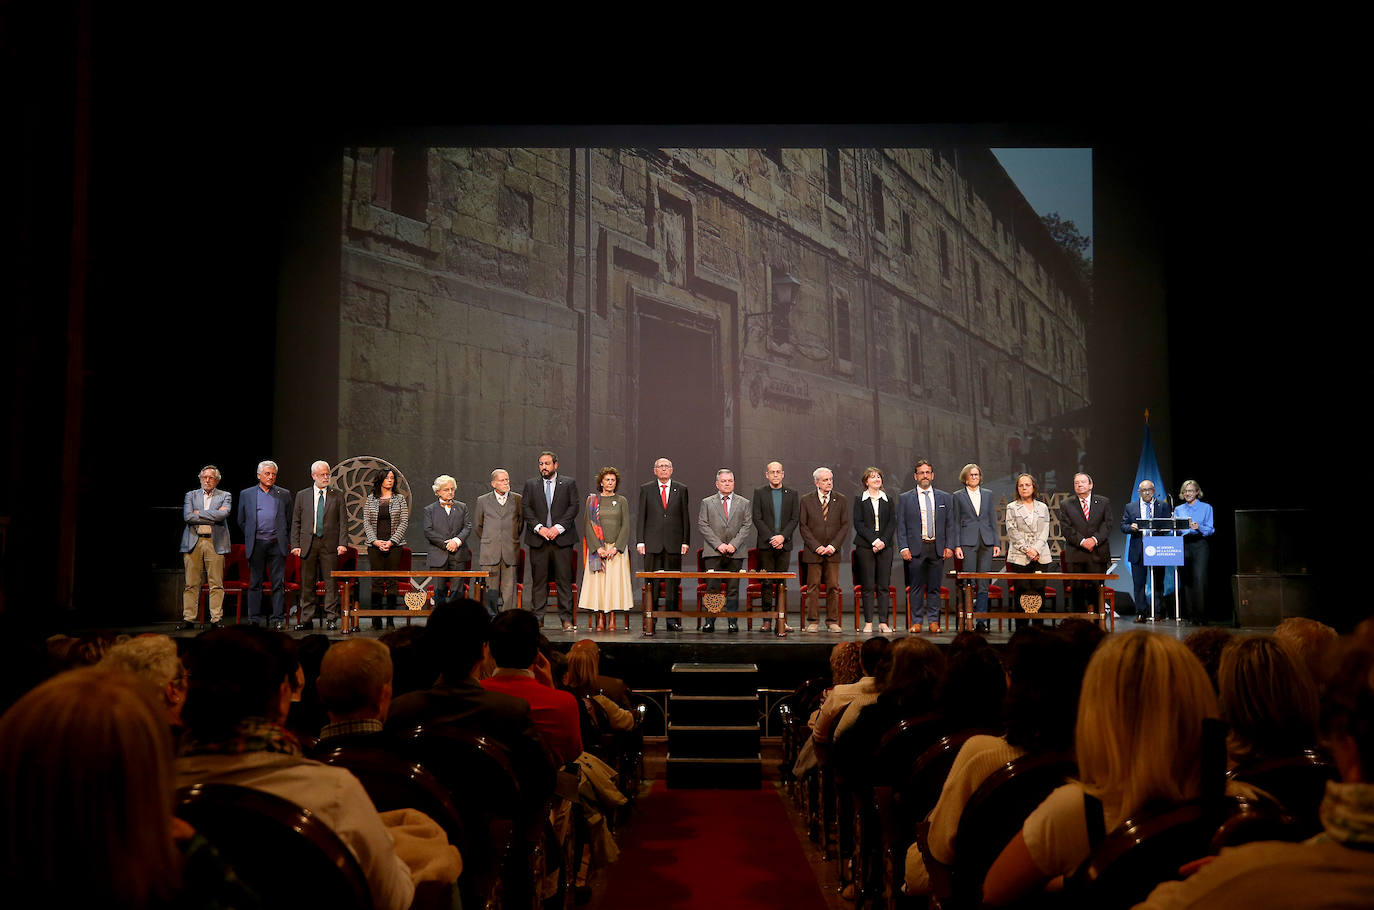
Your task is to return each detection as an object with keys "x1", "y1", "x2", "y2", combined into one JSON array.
[
  {"x1": 983, "y1": 630, "x2": 1218, "y2": 906},
  {"x1": 565, "y1": 646, "x2": 635, "y2": 731},
  {"x1": 1218, "y1": 634, "x2": 1321, "y2": 767},
  {"x1": 0, "y1": 667, "x2": 250, "y2": 909}
]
